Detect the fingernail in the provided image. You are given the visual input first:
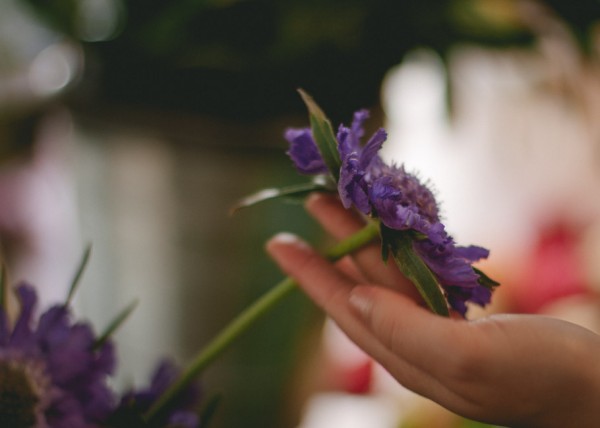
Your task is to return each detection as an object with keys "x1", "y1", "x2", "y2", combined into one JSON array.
[
  {"x1": 305, "y1": 192, "x2": 324, "y2": 208},
  {"x1": 268, "y1": 232, "x2": 310, "y2": 250},
  {"x1": 349, "y1": 287, "x2": 374, "y2": 319}
]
